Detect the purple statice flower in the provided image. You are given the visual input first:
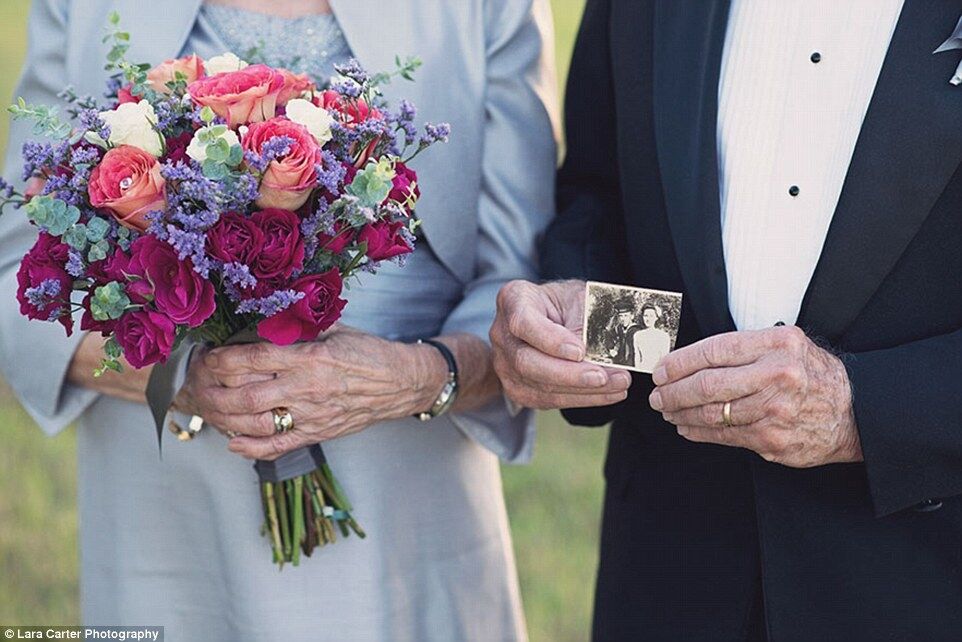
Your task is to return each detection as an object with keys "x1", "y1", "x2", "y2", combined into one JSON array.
[
  {"x1": 420, "y1": 122, "x2": 451, "y2": 146},
  {"x1": 0, "y1": 177, "x2": 16, "y2": 200},
  {"x1": 24, "y1": 278, "x2": 62, "y2": 308},
  {"x1": 235, "y1": 289, "x2": 305, "y2": 317},
  {"x1": 21, "y1": 140, "x2": 71, "y2": 181},
  {"x1": 66, "y1": 249, "x2": 86, "y2": 278},
  {"x1": 77, "y1": 108, "x2": 110, "y2": 143},
  {"x1": 300, "y1": 199, "x2": 333, "y2": 238},
  {"x1": 104, "y1": 75, "x2": 124, "y2": 99},
  {"x1": 71, "y1": 145, "x2": 101, "y2": 166},
  {"x1": 244, "y1": 136, "x2": 295, "y2": 173},
  {"x1": 221, "y1": 262, "x2": 258, "y2": 290},
  {"x1": 334, "y1": 59, "x2": 370, "y2": 86},
  {"x1": 153, "y1": 98, "x2": 178, "y2": 132},
  {"x1": 165, "y1": 225, "x2": 212, "y2": 276},
  {"x1": 328, "y1": 77, "x2": 363, "y2": 100},
  {"x1": 393, "y1": 100, "x2": 419, "y2": 147},
  {"x1": 315, "y1": 150, "x2": 347, "y2": 195}
]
